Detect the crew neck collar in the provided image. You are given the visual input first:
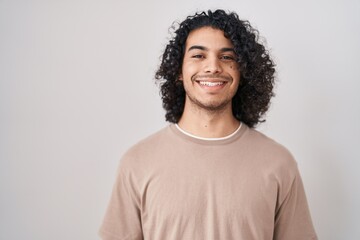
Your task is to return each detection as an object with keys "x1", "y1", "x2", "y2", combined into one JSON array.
[
  {"x1": 175, "y1": 123, "x2": 242, "y2": 141},
  {"x1": 169, "y1": 122, "x2": 247, "y2": 145}
]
